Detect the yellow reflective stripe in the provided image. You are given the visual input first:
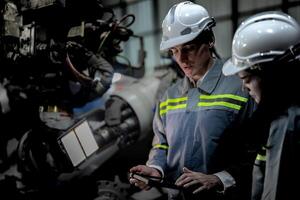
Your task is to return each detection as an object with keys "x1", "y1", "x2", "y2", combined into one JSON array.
[
  {"x1": 160, "y1": 104, "x2": 187, "y2": 115},
  {"x1": 160, "y1": 97, "x2": 188, "y2": 108},
  {"x1": 153, "y1": 144, "x2": 169, "y2": 150},
  {"x1": 200, "y1": 94, "x2": 248, "y2": 102},
  {"x1": 198, "y1": 101, "x2": 241, "y2": 110},
  {"x1": 256, "y1": 153, "x2": 266, "y2": 161}
]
